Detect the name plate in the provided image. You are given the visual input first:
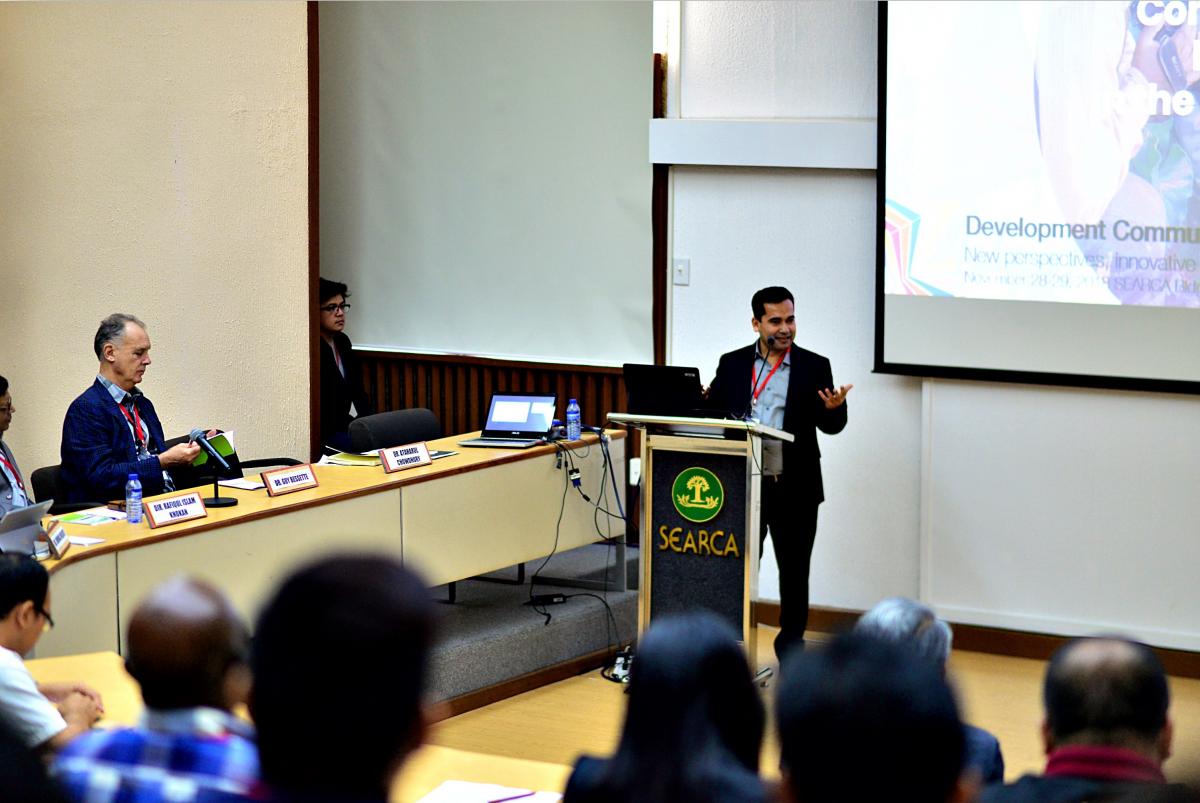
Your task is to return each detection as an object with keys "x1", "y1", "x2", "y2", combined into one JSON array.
[
  {"x1": 144, "y1": 491, "x2": 208, "y2": 529},
  {"x1": 261, "y1": 464, "x2": 319, "y2": 496},
  {"x1": 380, "y1": 442, "x2": 432, "y2": 473},
  {"x1": 44, "y1": 521, "x2": 71, "y2": 560}
]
